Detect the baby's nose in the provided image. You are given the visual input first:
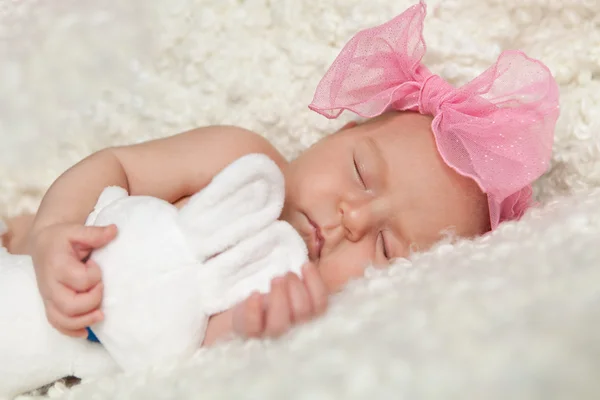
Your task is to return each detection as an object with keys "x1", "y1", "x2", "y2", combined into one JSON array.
[{"x1": 339, "y1": 200, "x2": 376, "y2": 242}]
